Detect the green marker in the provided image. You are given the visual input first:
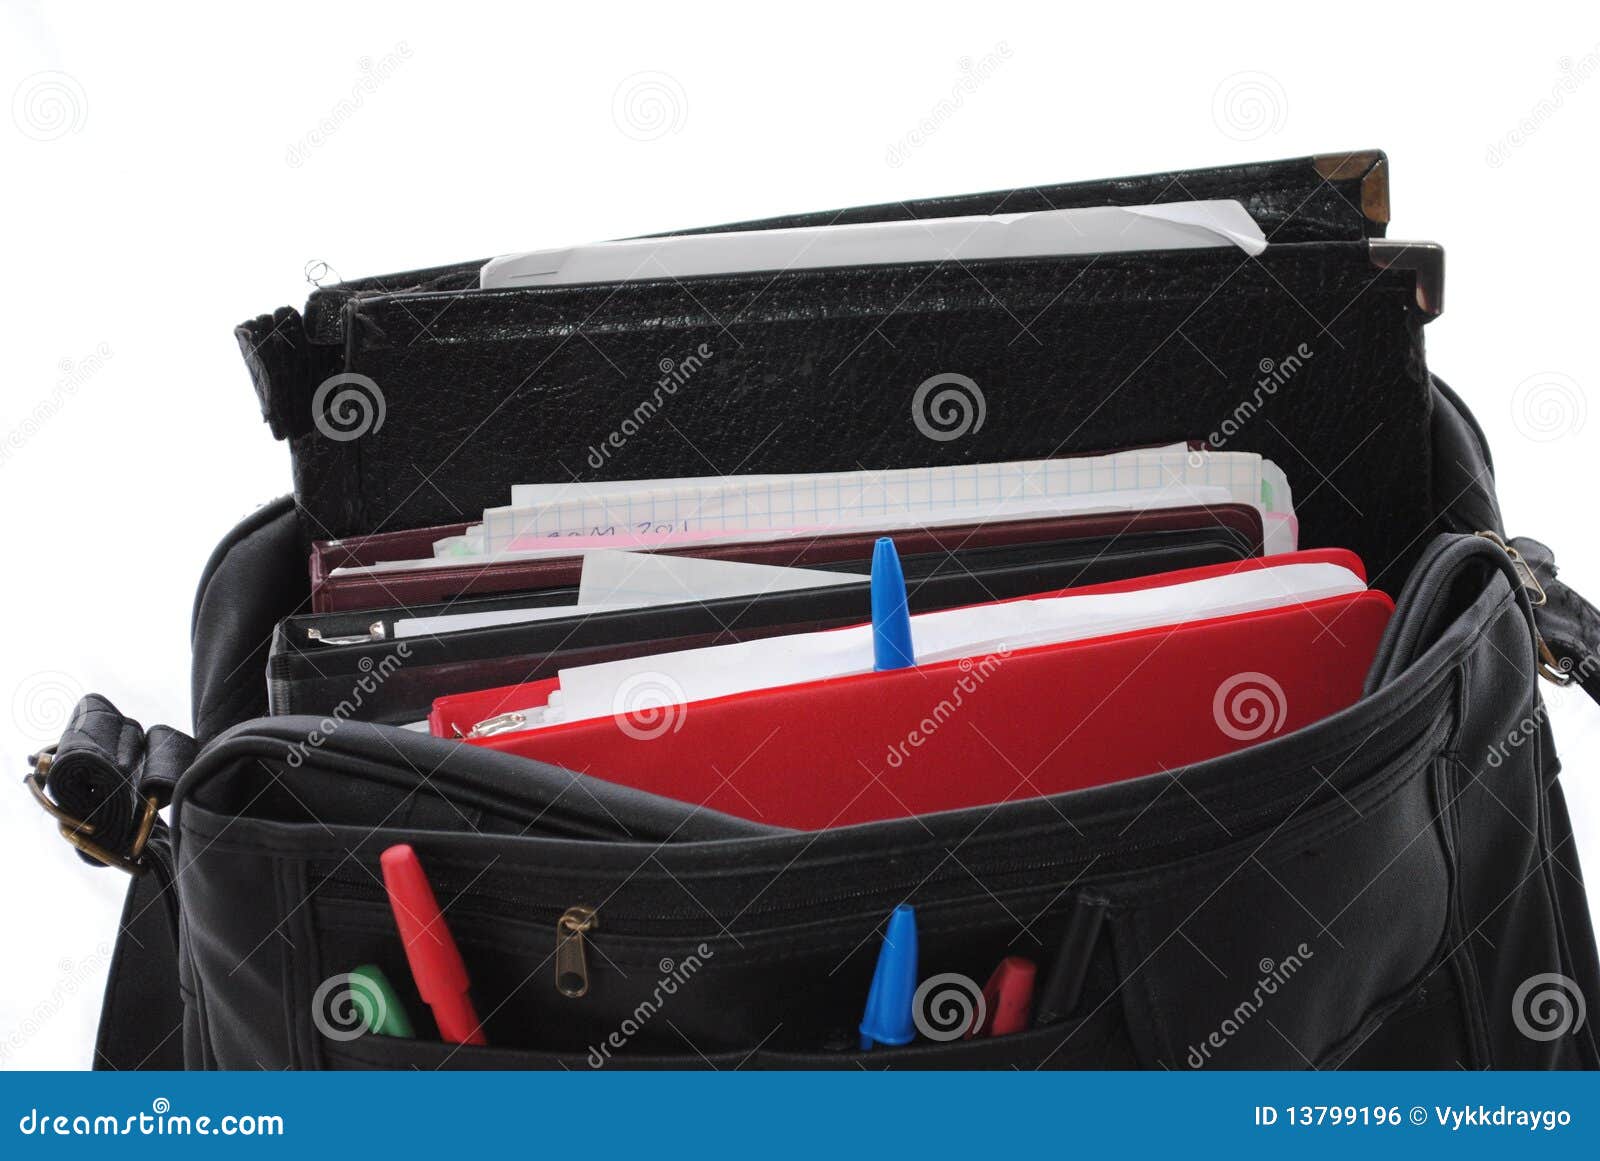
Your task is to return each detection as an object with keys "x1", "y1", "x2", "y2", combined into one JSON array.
[{"x1": 348, "y1": 964, "x2": 415, "y2": 1038}]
